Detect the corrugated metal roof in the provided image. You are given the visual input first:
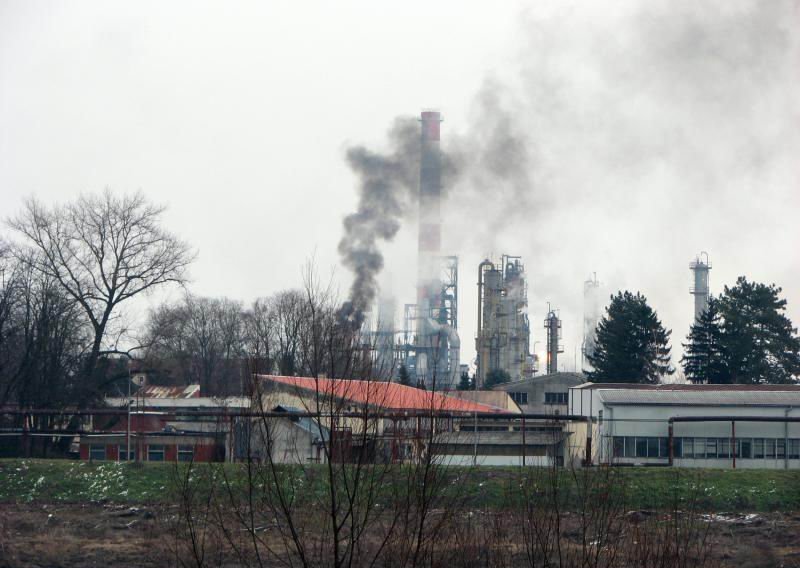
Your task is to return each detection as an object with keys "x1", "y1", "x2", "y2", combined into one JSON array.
[
  {"x1": 105, "y1": 396, "x2": 251, "y2": 408},
  {"x1": 137, "y1": 385, "x2": 201, "y2": 398},
  {"x1": 496, "y1": 372, "x2": 586, "y2": 390},
  {"x1": 575, "y1": 382, "x2": 800, "y2": 392},
  {"x1": 597, "y1": 389, "x2": 800, "y2": 406},
  {"x1": 260, "y1": 375, "x2": 507, "y2": 414}
]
